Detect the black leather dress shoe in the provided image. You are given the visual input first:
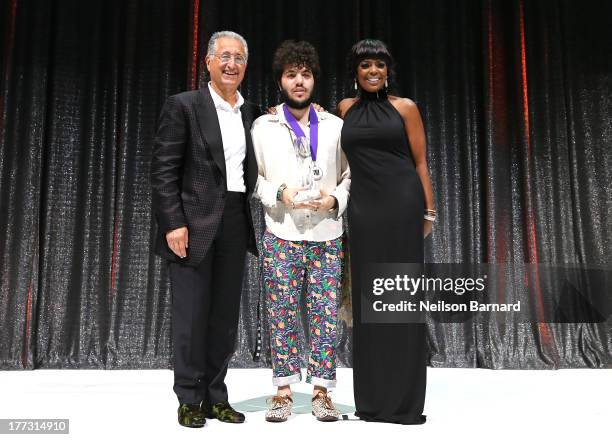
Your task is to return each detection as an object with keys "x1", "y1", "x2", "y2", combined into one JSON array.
[
  {"x1": 177, "y1": 403, "x2": 206, "y2": 428},
  {"x1": 207, "y1": 401, "x2": 245, "y2": 423}
]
